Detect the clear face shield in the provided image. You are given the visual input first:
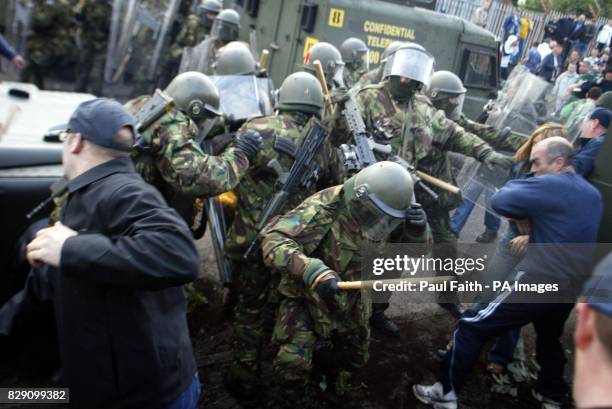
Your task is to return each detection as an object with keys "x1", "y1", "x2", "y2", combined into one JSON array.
[
  {"x1": 387, "y1": 48, "x2": 435, "y2": 89},
  {"x1": 443, "y1": 93, "x2": 465, "y2": 121},
  {"x1": 211, "y1": 20, "x2": 239, "y2": 43},
  {"x1": 350, "y1": 186, "x2": 406, "y2": 242},
  {"x1": 352, "y1": 50, "x2": 370, "y2": 72}
]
